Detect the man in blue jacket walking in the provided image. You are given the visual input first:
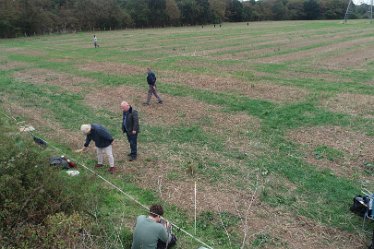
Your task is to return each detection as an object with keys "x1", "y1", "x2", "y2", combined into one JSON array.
[{"x1": 144, "y1": 68, "x2": 162, "y2": 105}]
